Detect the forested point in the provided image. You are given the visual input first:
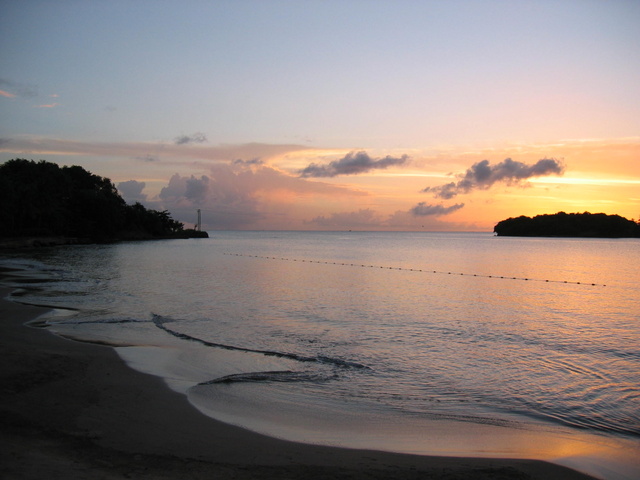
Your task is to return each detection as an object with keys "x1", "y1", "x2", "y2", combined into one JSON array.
[
  {"x1": 0, "y1": 159, "x2": 207, "y2": 245},
  {"x1": 494, "y1": 212, "x2": 640, "y2": 238}
]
